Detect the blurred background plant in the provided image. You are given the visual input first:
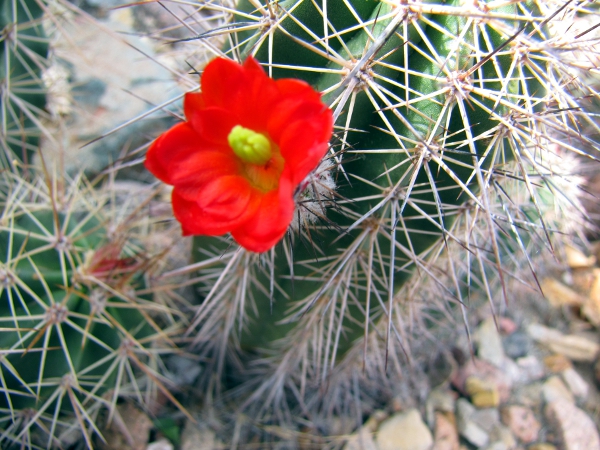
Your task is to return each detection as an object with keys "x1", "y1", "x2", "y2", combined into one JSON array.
[{"x1": 0, "y1": 0, "x2": 599, "y2": 448}]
